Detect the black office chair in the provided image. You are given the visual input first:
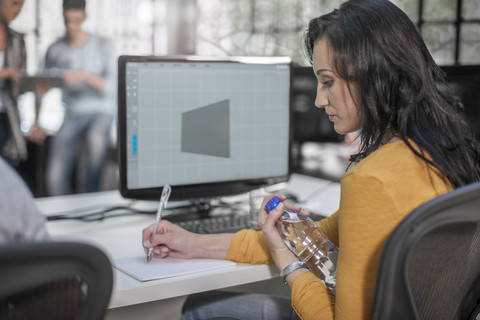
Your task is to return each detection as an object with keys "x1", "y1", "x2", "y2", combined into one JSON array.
[
  {"x1": 0, "y1": 241, "x2": 113, "y2": 320},
  {"x1": 370, "y1": 182, "x2": 480, "y2": 320}
]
